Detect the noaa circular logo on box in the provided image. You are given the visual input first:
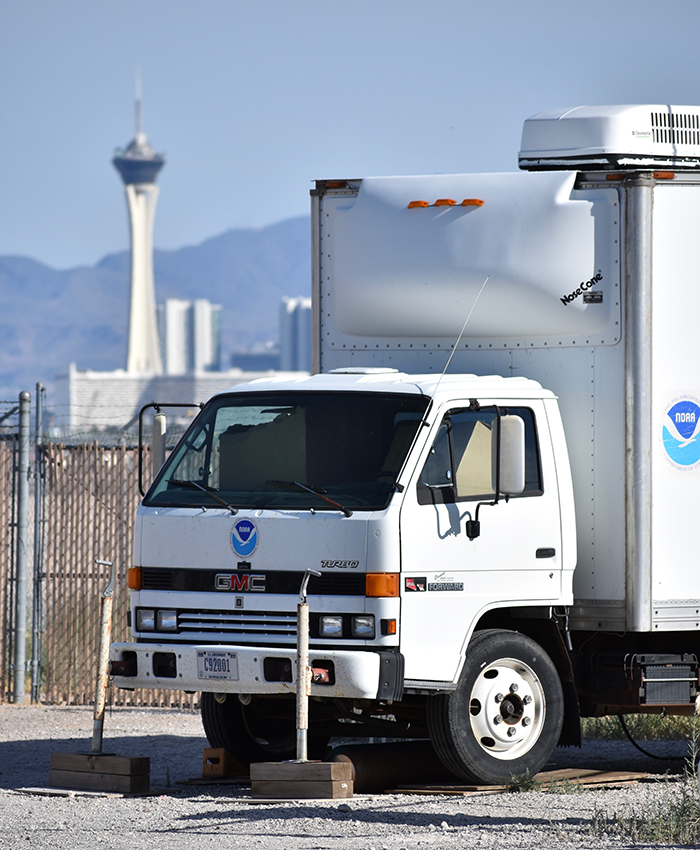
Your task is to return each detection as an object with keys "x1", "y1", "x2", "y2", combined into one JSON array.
[
  {"x1": 662, "y1": 397, "x2": 700, "y2": 469},
  {"x1": 231, "y1": 519, "x2": 258, "y2": 557}
]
